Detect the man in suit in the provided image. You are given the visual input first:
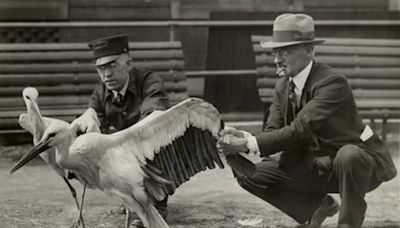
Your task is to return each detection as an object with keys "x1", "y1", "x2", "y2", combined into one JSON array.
[
  {"x1": 72, "y1": 34, "x2": 170, "y2": 228},
  {"x1": 218, "y1": 14, "x2": 397, "y2": 228}
]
